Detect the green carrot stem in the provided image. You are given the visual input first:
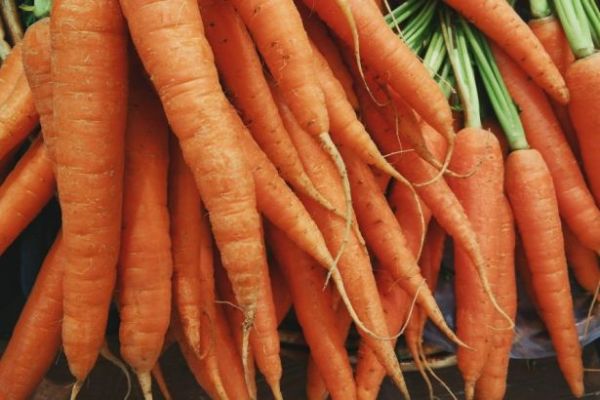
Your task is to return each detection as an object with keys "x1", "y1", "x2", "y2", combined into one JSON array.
[
  {"x1": 422, "y1": 28, "x2": 447, "y2": 77},
  {"x1": 530, "y1": 0, "x2": 552, "y2": 19},
  {"x1": 582, "y1": 0, "x2": 600, "y2": 48},
  {"x1": 403, "y1": 0, "x2": 437, "y2": 50},
  {"x1": 384, "y1": 0, "x2": 424, "y2": 30},
  {"x1": 460, "y1": 19, "x2": 529, "y2": 150},
  {"x1": 554, "y1": 0, "x2": 595, "y2": 58}
]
